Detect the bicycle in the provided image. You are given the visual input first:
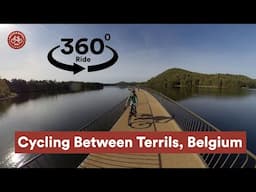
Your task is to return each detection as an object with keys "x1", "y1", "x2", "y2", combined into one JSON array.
[{"x1": 128, "y1": 103, "x2": 137, "y2": 126}]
